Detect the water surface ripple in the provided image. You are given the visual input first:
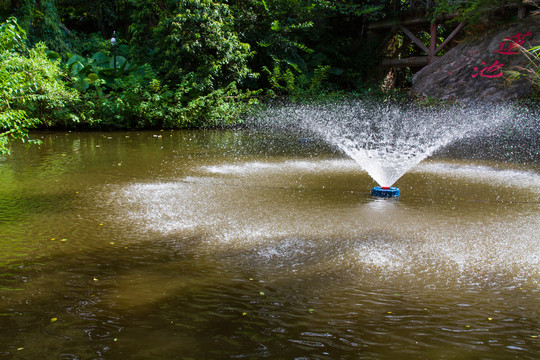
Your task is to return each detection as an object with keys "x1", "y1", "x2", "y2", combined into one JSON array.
[{"x1": 0, "y1": 127, "x2": 539, "y2": 359}]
